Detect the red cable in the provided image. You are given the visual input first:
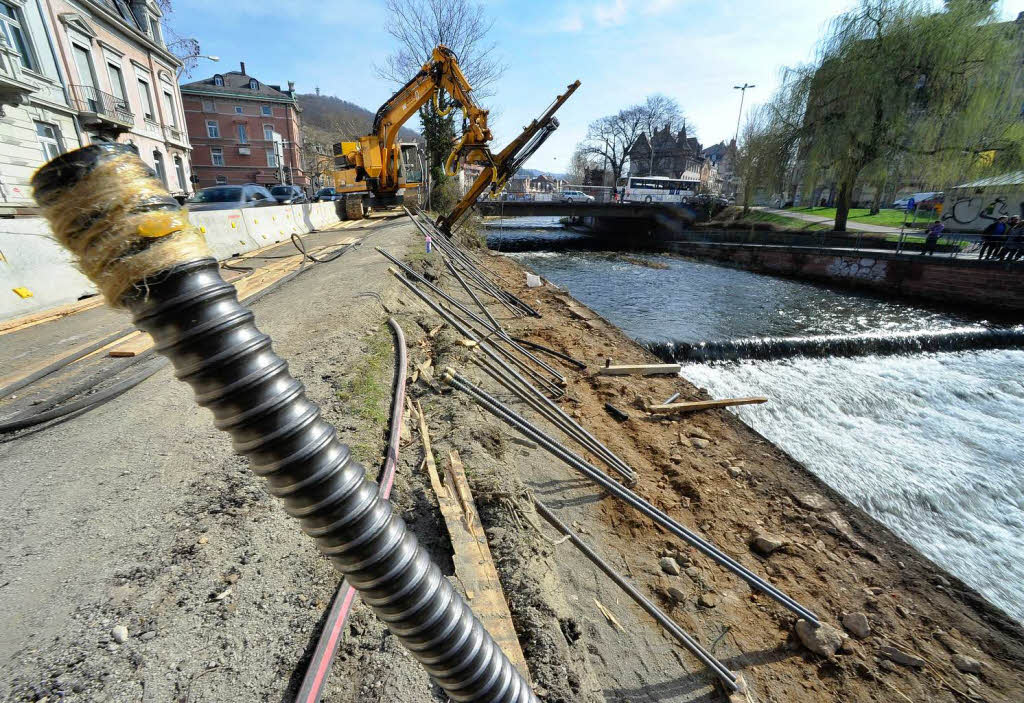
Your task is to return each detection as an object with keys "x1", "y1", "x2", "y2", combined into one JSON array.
[{"x1": 296, "y1": 317, "x2": 407, "y2": 703}]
